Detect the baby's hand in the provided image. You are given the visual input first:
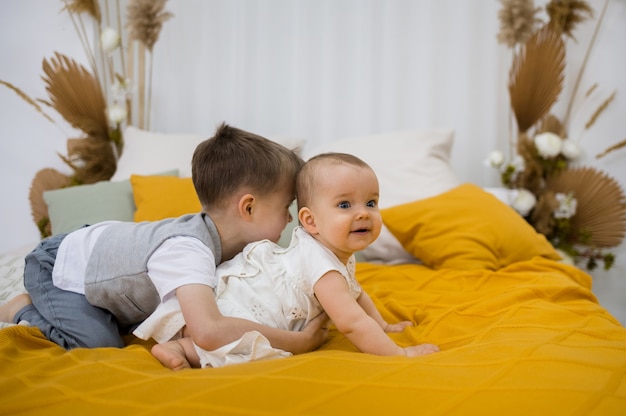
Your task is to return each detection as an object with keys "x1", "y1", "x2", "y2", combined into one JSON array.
[
  {"x1": 385, "y1": 321, "x2": 413, "y2": 333},
  {"x1": 404, "y1": 343, "x2": 440, "y2": 357}
]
